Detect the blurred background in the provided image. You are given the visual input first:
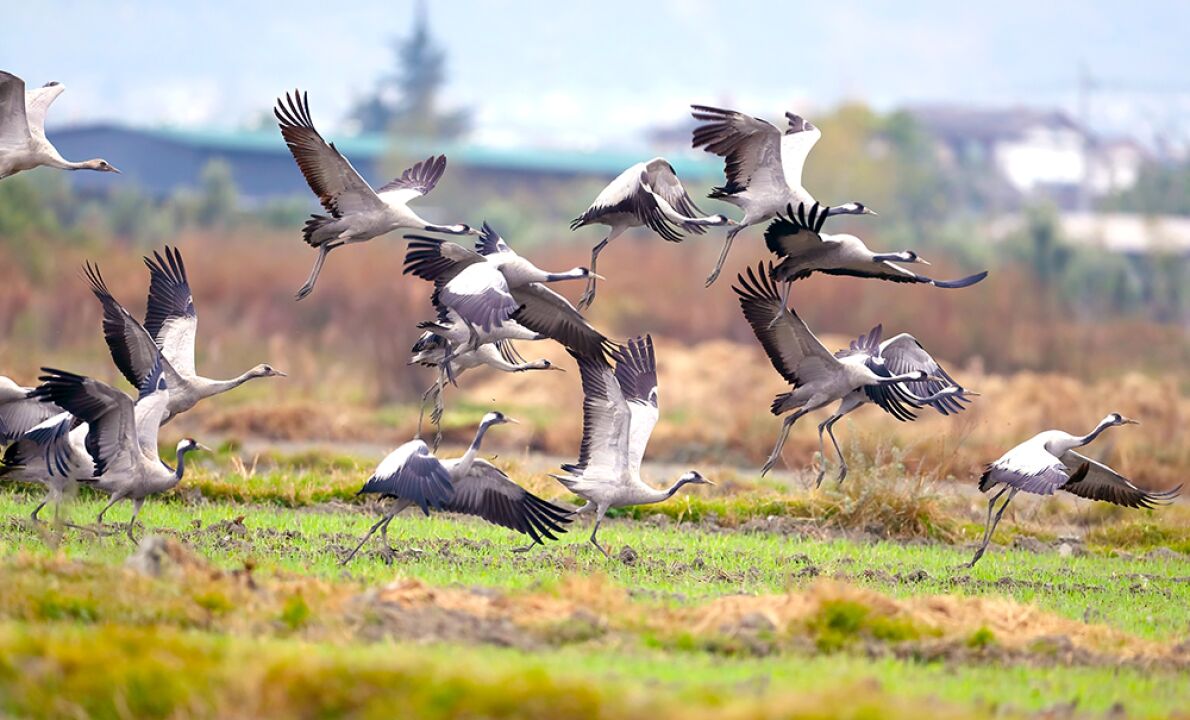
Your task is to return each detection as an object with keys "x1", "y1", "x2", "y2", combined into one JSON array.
[{"x1": 0, "y1": 1, "x2": 1186, "y2": 483}]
